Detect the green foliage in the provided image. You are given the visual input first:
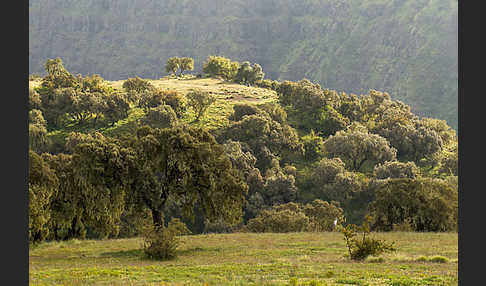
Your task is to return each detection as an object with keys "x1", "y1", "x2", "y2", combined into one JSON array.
[
  {"x1": 137, "y1": 89, "x2": 165, "y2": 111},
  {"x1": 142, "y1": 225, "x2": 180, "y2": 260},
  {"x1": 29, "y1": 88, "x2": 42, "y2": 110},
  {"x1": 102, "y1": 92, "x2": 131, "y2": 126},
  {"x1": 277, "y1": 79, "x2": 345, "y2": 136},
  {"x1": 122, "y1": 76, "x2": 155, "y2": 93},
  {"x1": 29, "y1": 109, "x2": 49, "y2": 153},
  {"x1": 245, "y1": 200, "x2": 343, "y2": 233},
  {"x1": 234, "y1": 61, "x2": 265, "y2": 86},
  {"x1": 165, "y1": 57, "x2": 180, "y2": 76},
  {"x1": 202, "y1": 56, "x2": 239, "y2": 81},
  {"x1": 40, "y1": 57, "x2": 78, "y2": 91},
  {"x1": 203, "y1": 218, "x2": 235, "y2": 234},
  {"x1": 29, "y1": 151, "x2": 59, "y2": 243},
  {"x1": 228, "y1": 103, "x2": 261, "y2": 122},
  {"x1": 303, "y1": 199, "x2": 344, "y2": 232},
  {"x1": 338, "y1": 216, "x2": 396, "y2": 261},
  {"x1": 244, "y1": 203, "x2": 313, "y2": 233},
  {"x1": 186, "y1": 89, "x2": 216, "y2": 121},
  {"x1": 373, "y1": 161, "x2": 420, "y2": 179},
  {"x1": 369, "y1": 178, "x2": 458, "y2": 231},
  {"x1": 162, "y1": 90, "x2": 186, "y2": 118},
  {"x1": 140, "y1": 104, "x2": 178, "y2": 129},
  {"x1": 179, "y1": 57, "x2": 194, "y2": 76},
  {"x1": 128, "y1": 126, "x2": 248, "y2": 228},
  {"x1": 323, "y1": 129, "x2": 397, "y2": 172},
  {"x1": 255, "y1": 79, "x2": 280, "y2": 91},
  {"x1": 29, "y1": 0, "x2": 458, "y2": 128},
  {"x1": 220, "y1": 112, "x2": 303, "y2": 173},
  {"x1": 69, "y1": 132, "x2": 136, "y2": 238},
  {"x1": 301, "y1": 130, "x2": 325, "y2": 162}
]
